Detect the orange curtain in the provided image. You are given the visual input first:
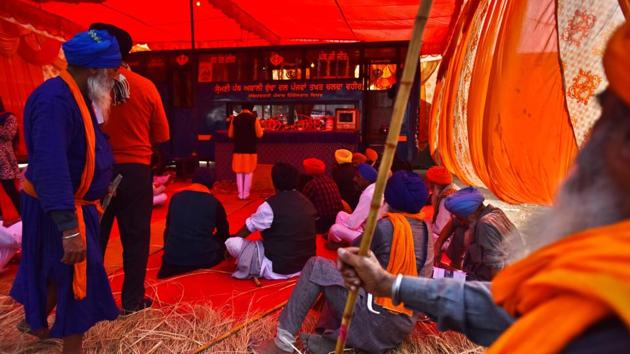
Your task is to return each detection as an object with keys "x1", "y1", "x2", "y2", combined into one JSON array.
[
  {"x1": 431, "y1": 0, "x2": 486, "y2": 186},
  {"x1": 430, "y1": 0, "x2": 580, "y2": 205},
  {"x1": 478, "y1": 0, "x2": 577, "y2": 204}
]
